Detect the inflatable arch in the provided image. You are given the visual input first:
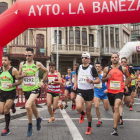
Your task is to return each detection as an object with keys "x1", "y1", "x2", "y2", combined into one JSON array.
[
  {"x1": 1, "y1": 0, "x2": 140, "y2": 66},
  {"x1": 119, "y1": 41, "x2": 140, "y2": 60}
]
